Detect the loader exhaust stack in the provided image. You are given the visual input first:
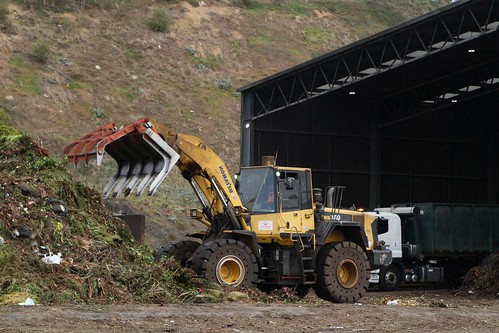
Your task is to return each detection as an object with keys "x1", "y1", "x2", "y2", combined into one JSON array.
[{"x1": 62, "y1": 118, "x2": 180, "y2": 198}]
